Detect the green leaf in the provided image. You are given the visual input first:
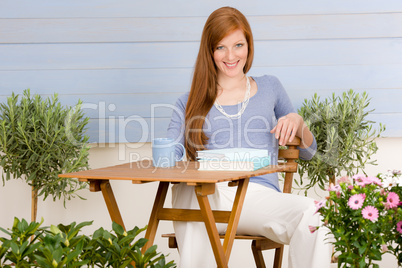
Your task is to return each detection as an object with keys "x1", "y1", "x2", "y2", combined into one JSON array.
[
  {"x1": 50, "y1": 225, "x2": 62, "y2": 235},
  {"x1": 358, "y1": 257, "x2": 366, "y2": 268},
  {"x1": 112, "y1": 222, "x2": 125, "y2": 236}
]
